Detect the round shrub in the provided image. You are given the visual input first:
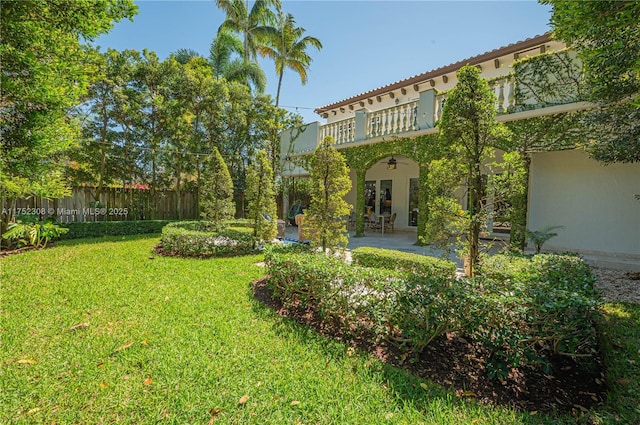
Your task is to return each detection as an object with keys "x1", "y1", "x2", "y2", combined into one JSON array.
[{"x1": 159, "y1": 221, "x2": 257, "y2": 258}]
